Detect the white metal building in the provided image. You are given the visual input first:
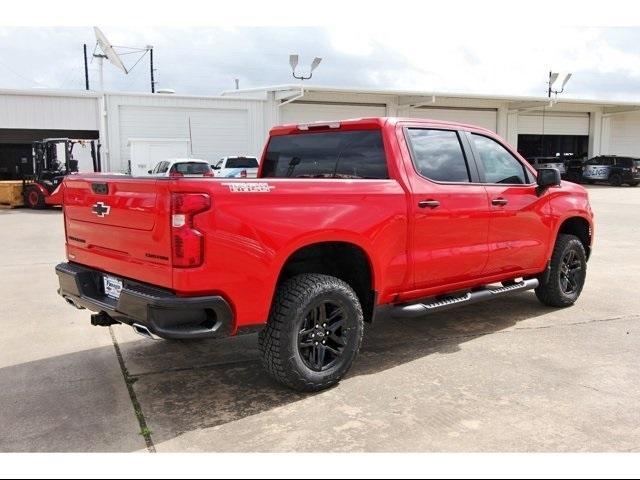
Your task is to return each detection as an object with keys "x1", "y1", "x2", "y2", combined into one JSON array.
[{"x1": 2, "y1": 84, "x2": 640, "y2": 176}]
